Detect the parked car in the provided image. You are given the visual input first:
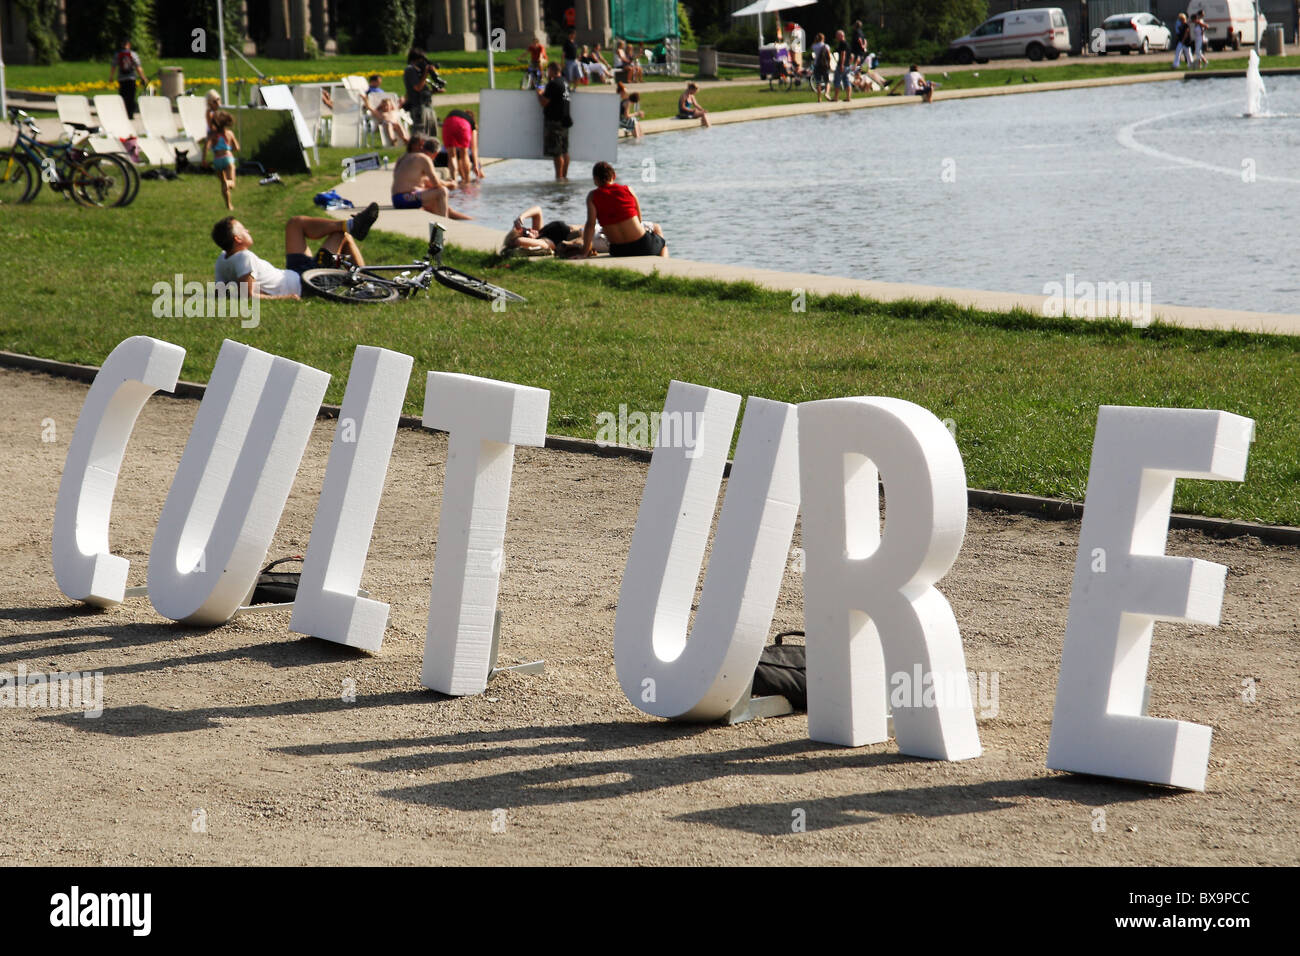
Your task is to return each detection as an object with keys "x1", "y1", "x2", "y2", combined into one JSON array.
[
  {"x1": 1095, "y1": 12, "x2": 1172, "y2": 54},
  {"x1": 1191, "y1": 0, "x2": 1267, "y2": 51},
  {"x1": 949, "y1": 7, "x2": 1071, "y2": 63}
]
